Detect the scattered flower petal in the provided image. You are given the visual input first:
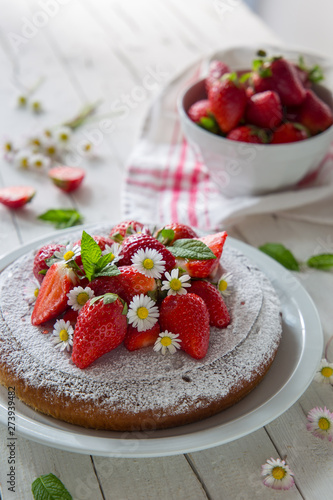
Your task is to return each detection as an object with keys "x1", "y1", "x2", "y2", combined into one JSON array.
[{"x1": 261, "y1": 457, "x2": 295, "y2": 490}]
